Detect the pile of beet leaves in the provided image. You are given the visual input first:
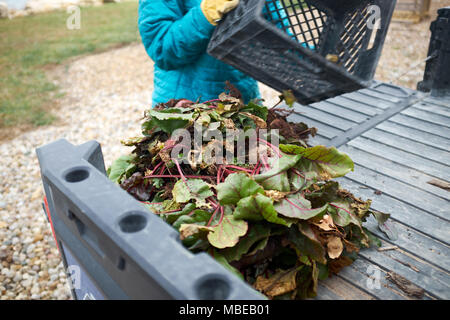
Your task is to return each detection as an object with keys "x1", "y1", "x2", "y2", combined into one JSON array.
[{"x1": 107, "y1": 88, "x2": 395, "y2": 299}]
